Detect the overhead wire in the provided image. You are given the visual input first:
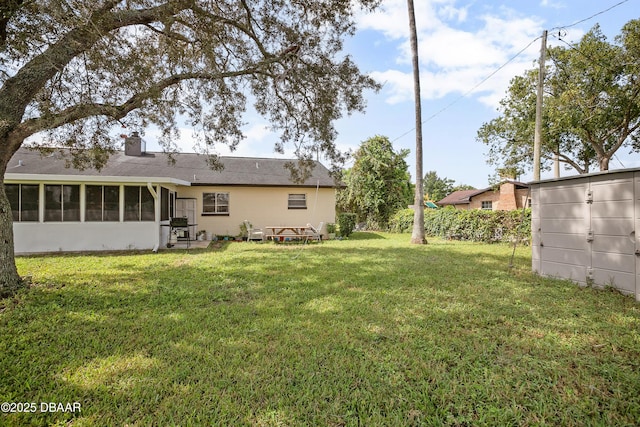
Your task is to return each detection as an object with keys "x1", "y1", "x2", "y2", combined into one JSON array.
[
  {"x1": 391, "y1": 36, "x2": 542, "y2": 143},
  {"x1": 546, "y1": 2, "x2": 634, "y2": 171},
  {"x1": 549, "y1": 0, "x2": 630, "y2": 31},
  {"x1": 389, "y1": 0, "x2": 634, "y2": 143}
]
